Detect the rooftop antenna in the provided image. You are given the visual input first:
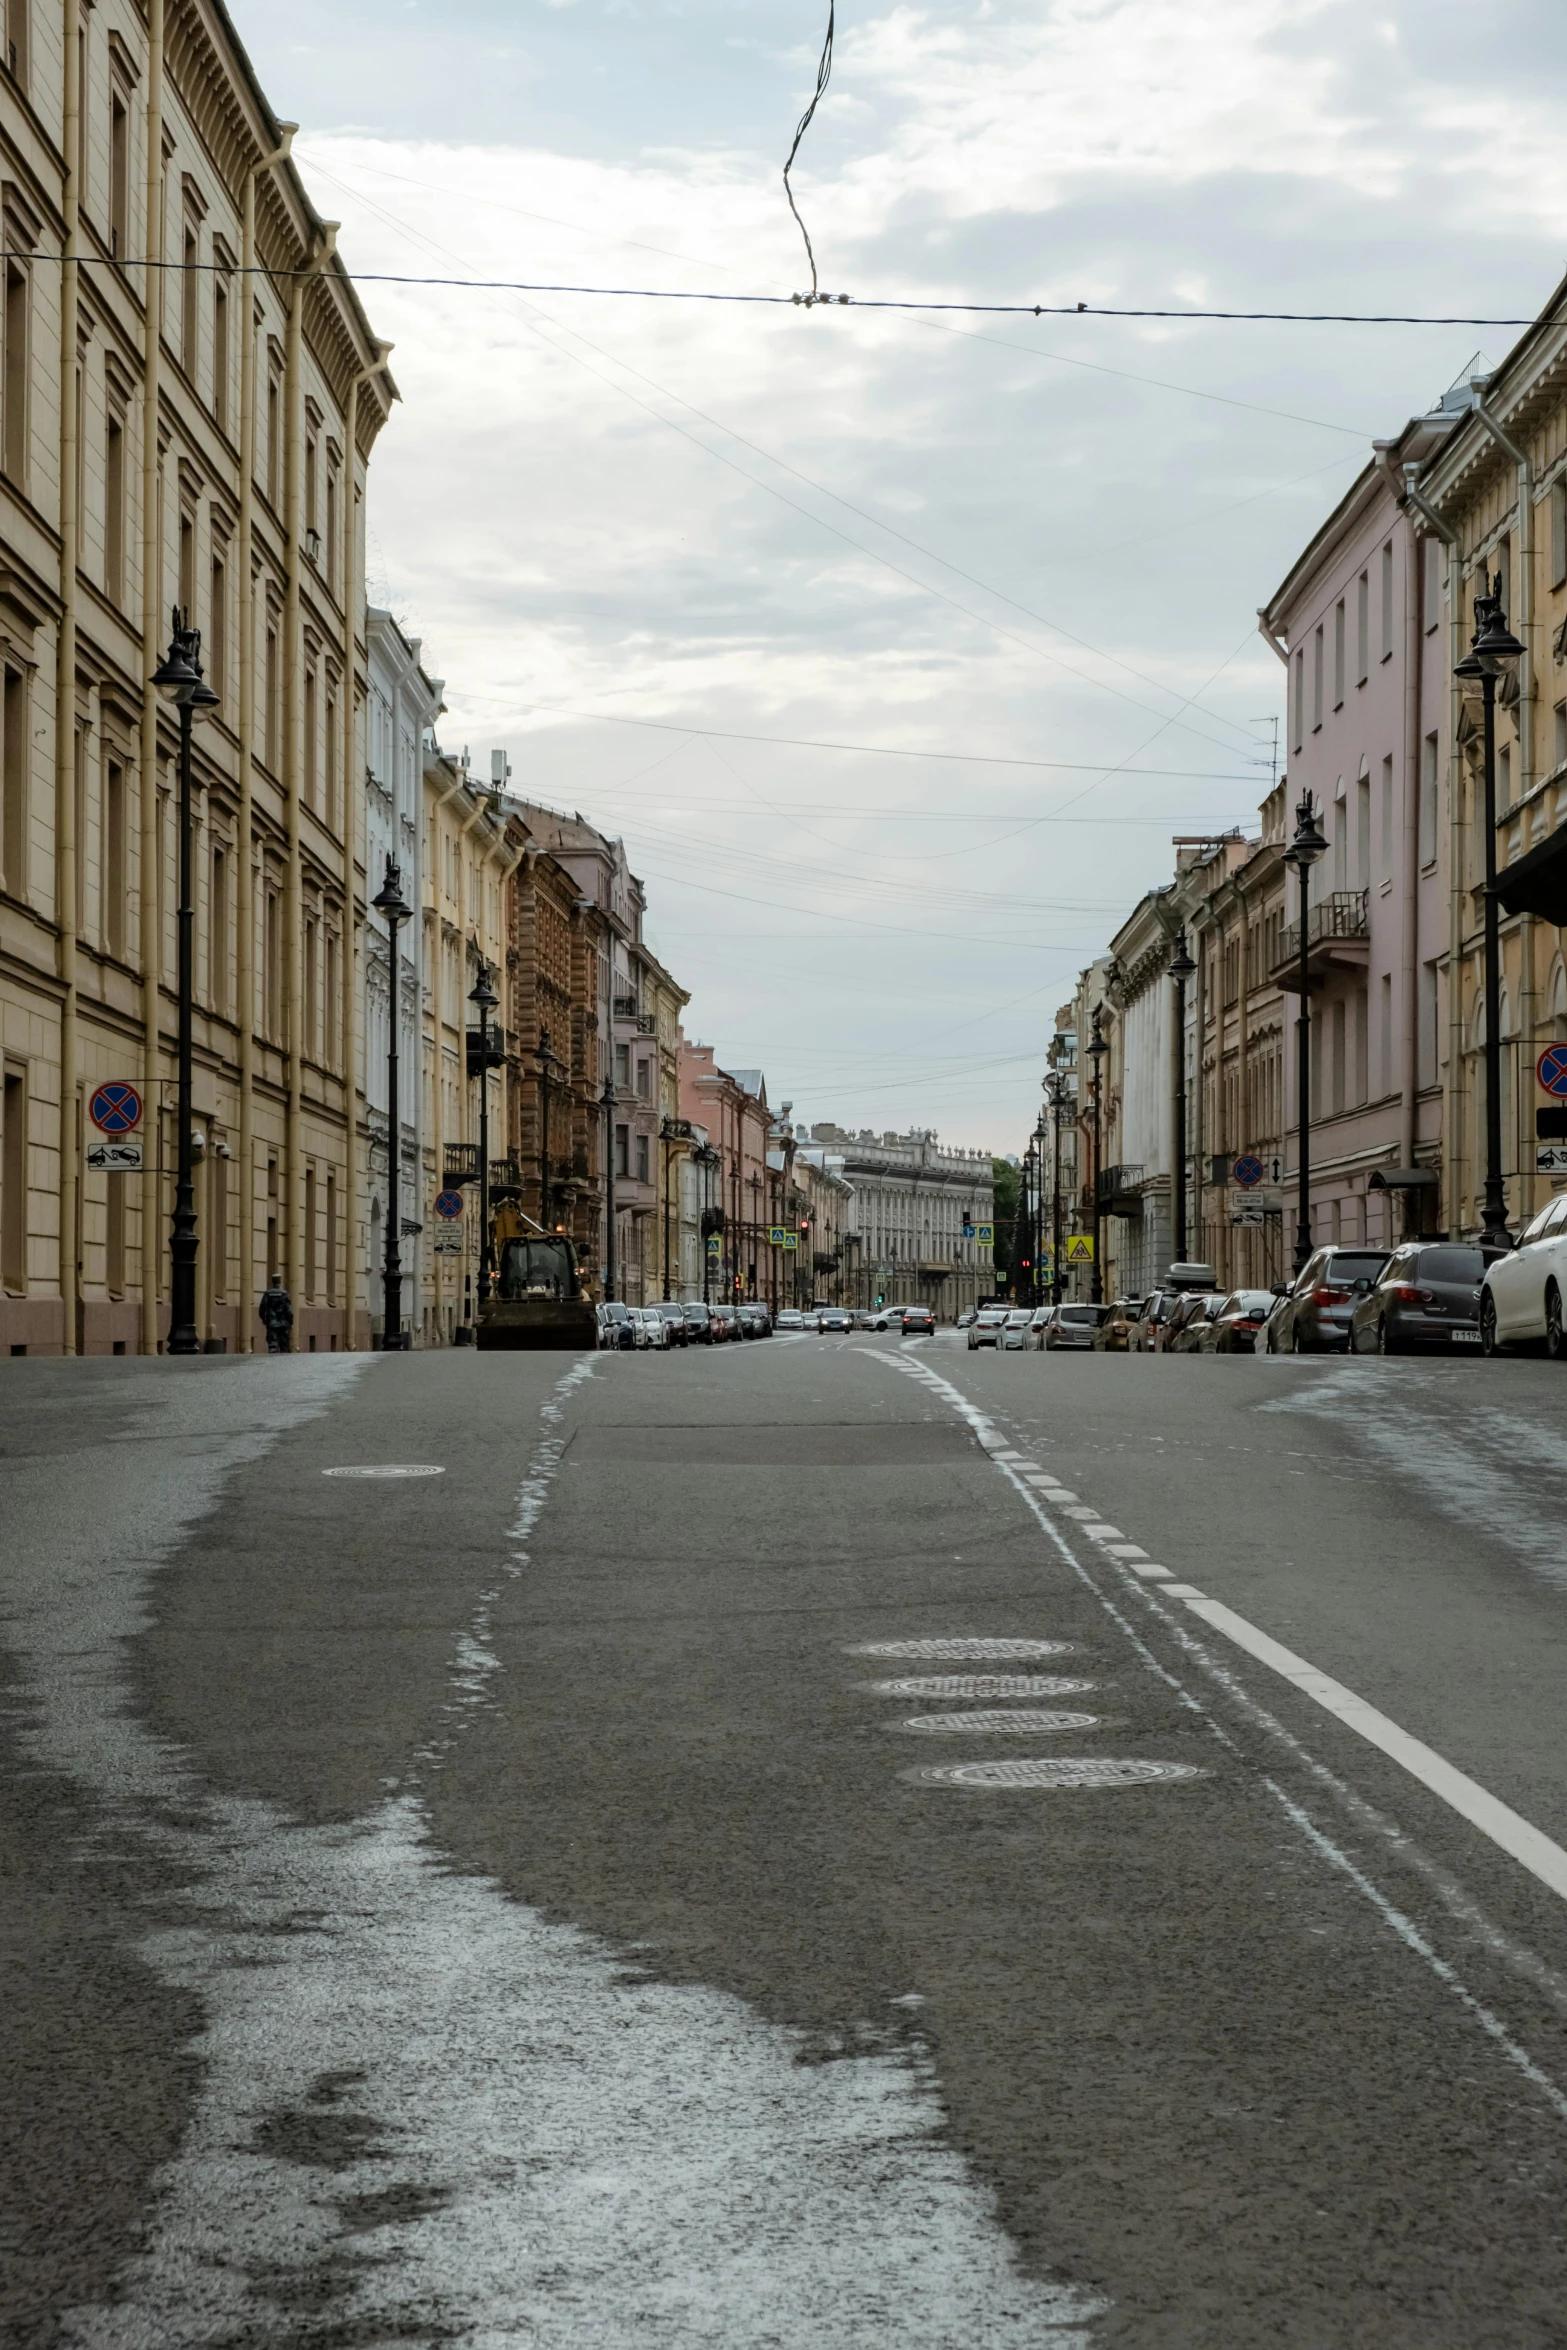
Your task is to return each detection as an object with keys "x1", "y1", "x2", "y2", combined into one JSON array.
[{"x1": 1250, "y1": 715, "x2": 1280, "y2": 790}]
